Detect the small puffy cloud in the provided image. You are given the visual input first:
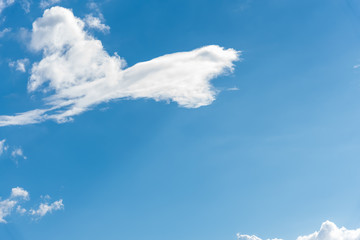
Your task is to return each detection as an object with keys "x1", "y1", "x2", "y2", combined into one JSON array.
[
  {"x1": 9, "y1": 58, "x2": 30, "y2": 72},
  {"x1": 84, "y1": 14, "x2": 110, "y2": 32},
  {"x1": 237, "y1": 221, "x2": 360, "y2": 240},
  {"x1": 39, "y1": 0, "x2": 61, "y2": 9},
  {"x1": 10, "y1": 187, "x2": 29, "y2": 200},
  {"x1": 0, "y1": 187, "x2": 63, "y2": 223},
  {"x1": 30, "y1": 199, "x2": 64, "y2": 218},
  {"x1": 0, "y1": 187, "x2": 29, "y2": 223},
  {"x1": 0, "y1": 6, "x2": 240, "y2": 127}
]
